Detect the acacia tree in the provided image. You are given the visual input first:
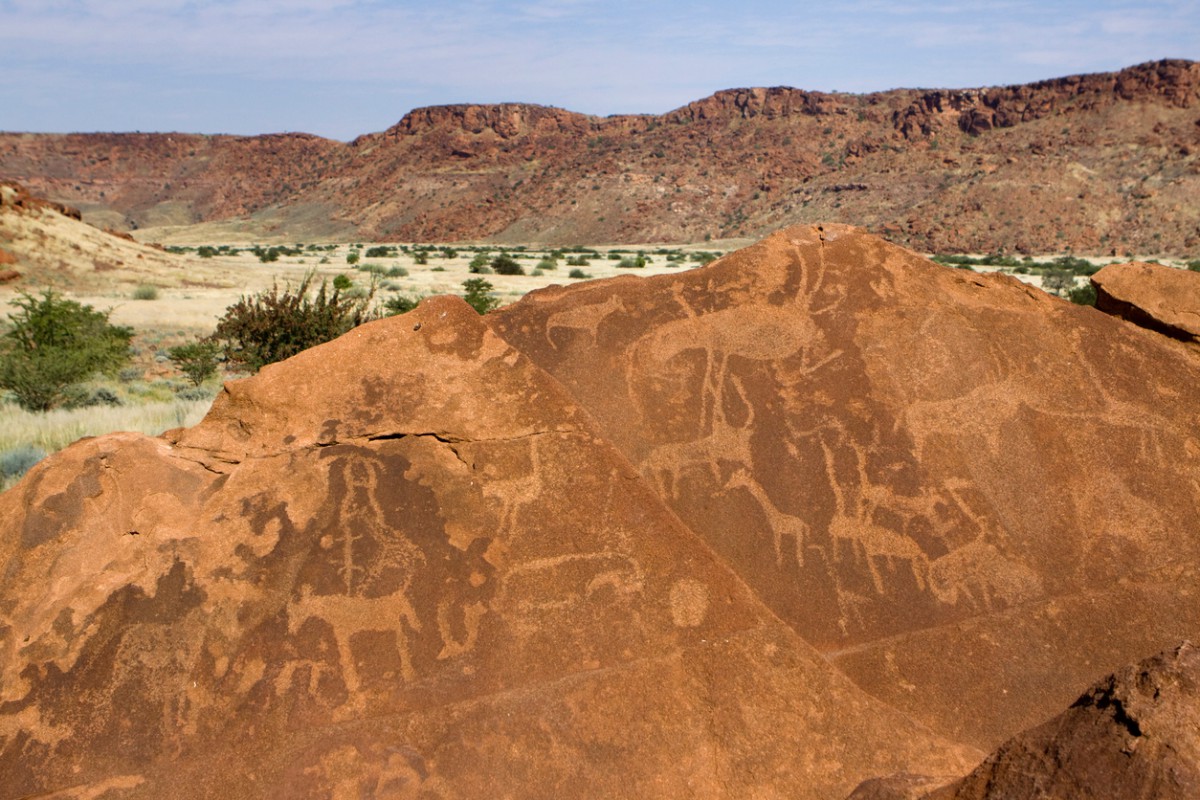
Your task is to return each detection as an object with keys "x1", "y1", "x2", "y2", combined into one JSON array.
[{"x1": 0, "y1": 290, "x2": 132, "y2": 411}]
